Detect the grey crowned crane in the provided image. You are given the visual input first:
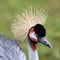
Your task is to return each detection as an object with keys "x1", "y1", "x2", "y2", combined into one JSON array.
[{"x1": 0, "y1": 7, "x2": 53, "y2": 60}]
